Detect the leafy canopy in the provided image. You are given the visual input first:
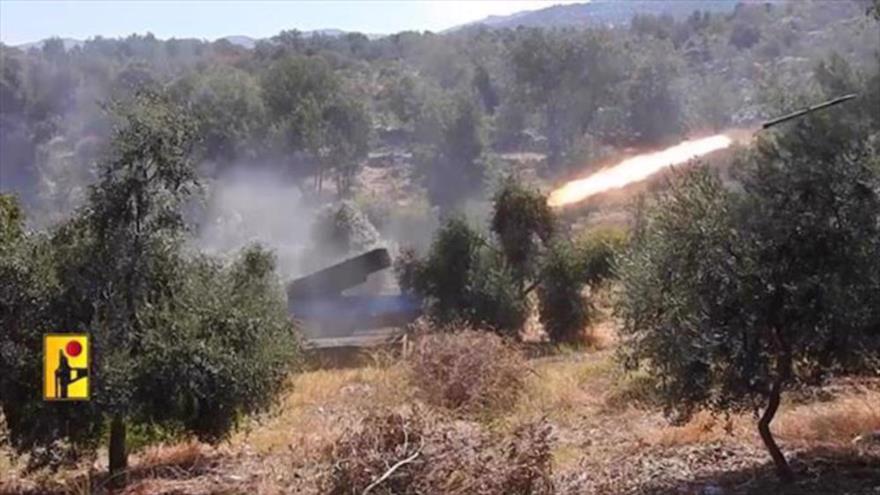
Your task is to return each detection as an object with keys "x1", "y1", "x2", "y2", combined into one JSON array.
[
  {"x1": 616, "y1": 111, "x2": 880, "y2": 477},
  {"x1": 0, "y1": 92, "x2": 300, "y2": 471}
]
